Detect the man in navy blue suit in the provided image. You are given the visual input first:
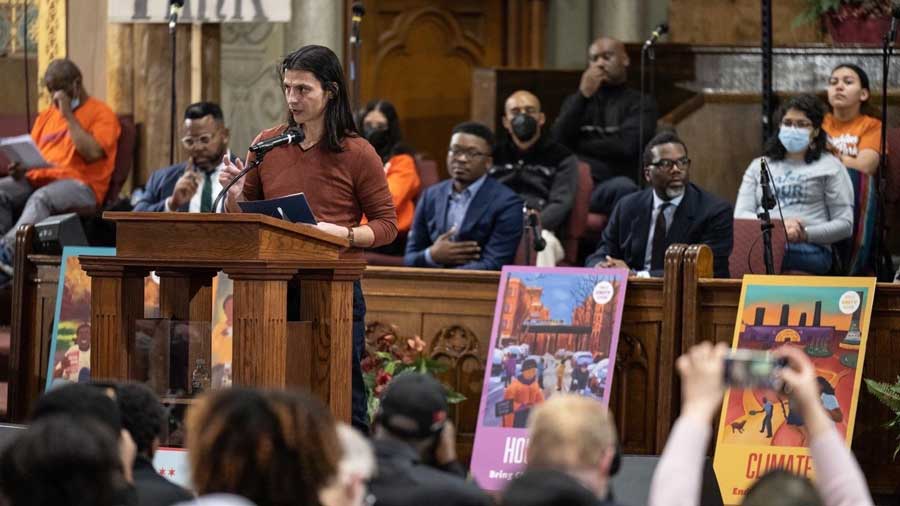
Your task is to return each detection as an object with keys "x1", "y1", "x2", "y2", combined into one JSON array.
[
  {"x1": 585, "y1": 131, "x2": 733, "y2": 277},
  {"x1": 405, "y1": 122, "x2": 523, "y2": 270},
  {"x1": 133, "y1": 102, "x2": 231, "y2": 212}
]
